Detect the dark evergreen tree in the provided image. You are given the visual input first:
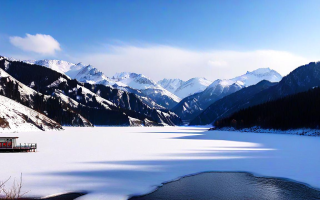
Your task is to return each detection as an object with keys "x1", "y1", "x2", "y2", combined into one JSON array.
[{"x1": 215, "y1": 88, "x2": 320, "y2": 130}]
